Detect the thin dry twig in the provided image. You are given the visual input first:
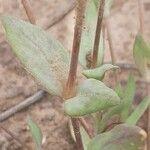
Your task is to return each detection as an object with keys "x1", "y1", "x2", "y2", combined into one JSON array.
[
  {"x1": 44, "y1": 2, "x2": 76, "y2": 29},
  {"x1": 0, "y1": 90, "x2": 45, "y2": 122},
  {"x1": 43, "y1": 0, "x2": 129, "y2": 30},
  {"x1": 0, "y1": 125, "x2": 29, "y2": 149},
  {"x1": 22, "y1": 0, "x2": 75, "y2": 29},
  {"x1": 21, "y1": 0, "x2": 36, "y2": 24},
  {"x1": 78, "y1": 118, "x2": 94, "y2": 138},
  {"x1": 92, "y1": 0, "x2": 105, "y2": 68}
]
